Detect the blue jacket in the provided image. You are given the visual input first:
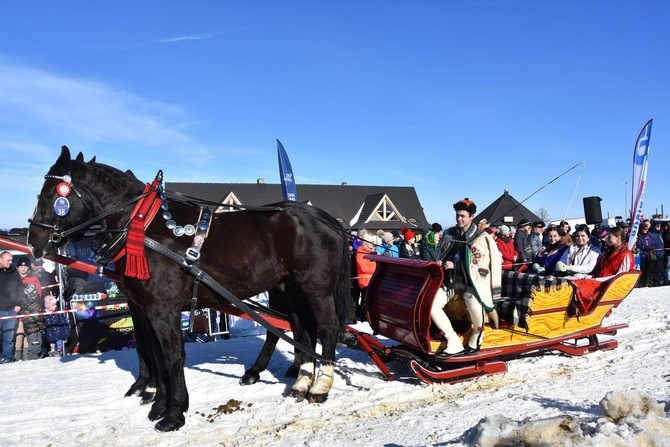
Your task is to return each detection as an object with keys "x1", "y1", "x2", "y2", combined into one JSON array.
[{"x1": 376, "y1": 243, "x2": 399, "y2": 257}]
